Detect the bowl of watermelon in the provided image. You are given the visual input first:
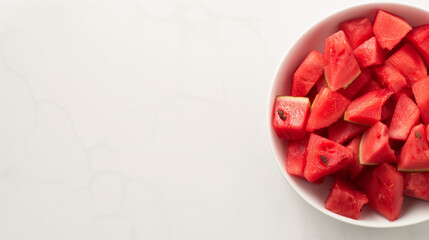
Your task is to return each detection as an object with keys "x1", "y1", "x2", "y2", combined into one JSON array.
[{"x1": 268, "y1": 2, "x2": 429, "y2": 227}]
